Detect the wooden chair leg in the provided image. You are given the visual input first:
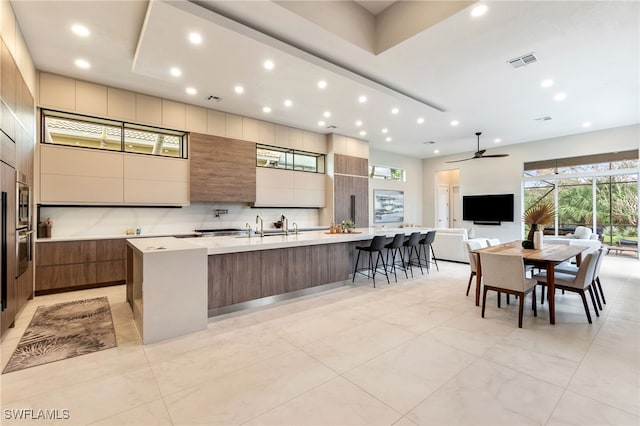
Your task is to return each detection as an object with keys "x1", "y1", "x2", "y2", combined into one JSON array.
[
  {"x1": 466, "y1": 273, "x2": 474, "y2": 296},
  {"x1": 540, "y1": 284, "x2": 545, "y2": 305},
  {"x1": 532, "y1": 287, "x2": 537, "y2": 317},
  {"x1": 482, "y1": 286, "x2": 489, "y2": 318},
  {"x1": 596, "y1": 277, "x2": 606, "y2": 304},
  {"x1": 587, "y1": 287, "x2": 599, "y2": 317},
  {"x1": 592, "y1": 281, "x2": 603, "y2": 310},
  {"x1": 579, "y1": 290, "x2": 593, "y2": 324},
  {"x1": 518, "y1": 292, "x2": 524, "y2": 328}
]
